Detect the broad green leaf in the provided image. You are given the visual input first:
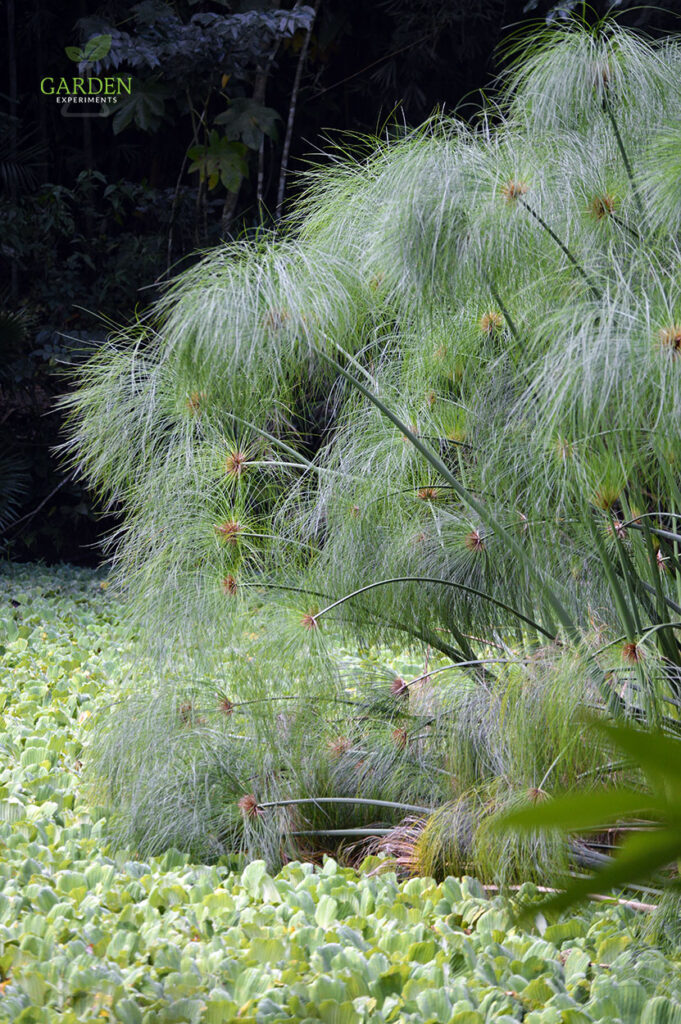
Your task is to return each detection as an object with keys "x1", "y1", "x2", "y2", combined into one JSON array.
[
  {"x1": 596, "y1": 721, "x2": 681, "y2": 793},
  {"x1": 214, "y1": 99, "x2": 280, "y2": 149},
  {"x1": 498, "y1": 788, "x2": 663, "y2": 832},
  {"x1": 316, "y1": 999, "x2": 361, "y2": 1024},
  {"x1": 105, "y1": 81, "x2": 169, "y2": 134},
  {"x1": 241, "y1": 858, "x2": 266, "y2": 896},
  {"x1": 187, "y1": 135, "x2": 248, "y2": 192},
  {"x1": 315, "y1": 894, "x2": 339, "y2": 928},
  {"x1": 641, "y1": 996, "x2": 681, "y2": 1024},
  {"x1": 537, "y1": 827, "x2": 681, "y2": 912},
  {"x1": 114, "y1": 999, "x2": 143, "y2": 1024}
]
